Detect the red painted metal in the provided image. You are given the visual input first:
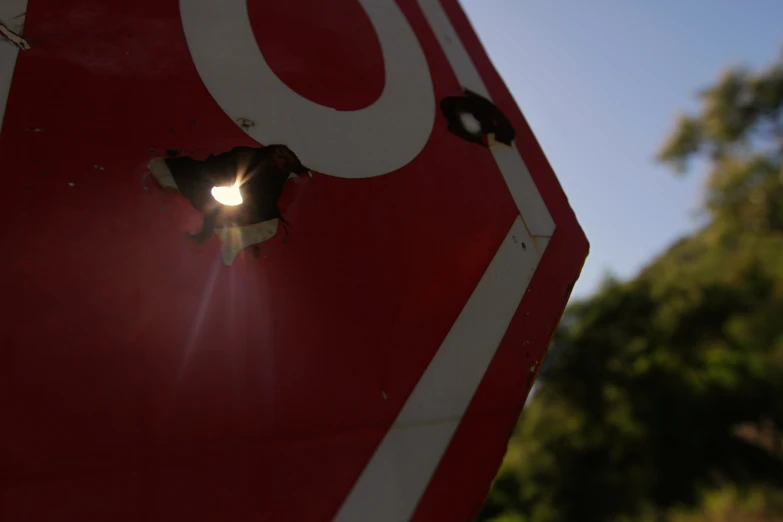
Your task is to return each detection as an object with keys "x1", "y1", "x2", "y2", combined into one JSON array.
[{"x1": 0, "y1": 1, "x2": 587, "y2": 520}]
